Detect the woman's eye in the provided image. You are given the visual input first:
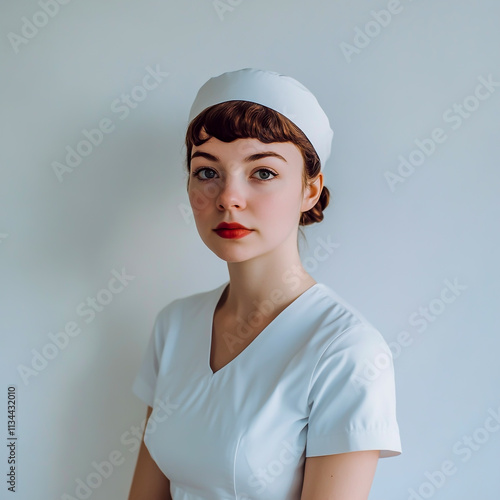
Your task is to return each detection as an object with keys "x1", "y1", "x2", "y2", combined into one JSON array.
[
  {"x1": 192, "y1": 167, "x2": 216, "y2": 180},
  {"x1": 191, "y1": 167, "x2": 277, "y2": 181},
  {"x1": 254, "y1": 168, "x2": 277, "y2": 181}
]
